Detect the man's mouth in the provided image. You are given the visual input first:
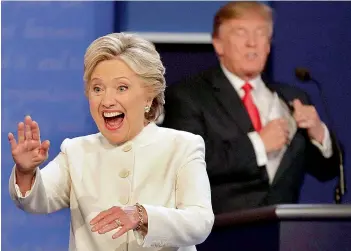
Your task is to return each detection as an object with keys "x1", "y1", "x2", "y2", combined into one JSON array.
[
  {"x1": 103, "y1": 111, "x2": 125, "y2": 130},
  {"x1": 246, "y1": 52, "x2": 258, "y2": 60}
]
